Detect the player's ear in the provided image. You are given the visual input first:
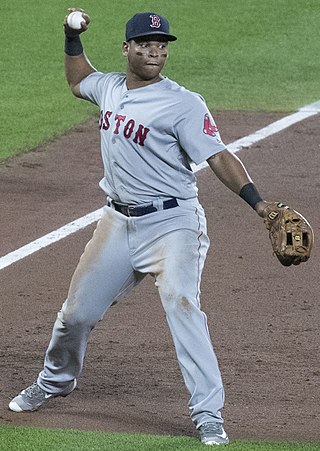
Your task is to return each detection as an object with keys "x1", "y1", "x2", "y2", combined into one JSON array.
[{"x1": 122, "y1": 41, "x2": 129, "y2": 57}]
